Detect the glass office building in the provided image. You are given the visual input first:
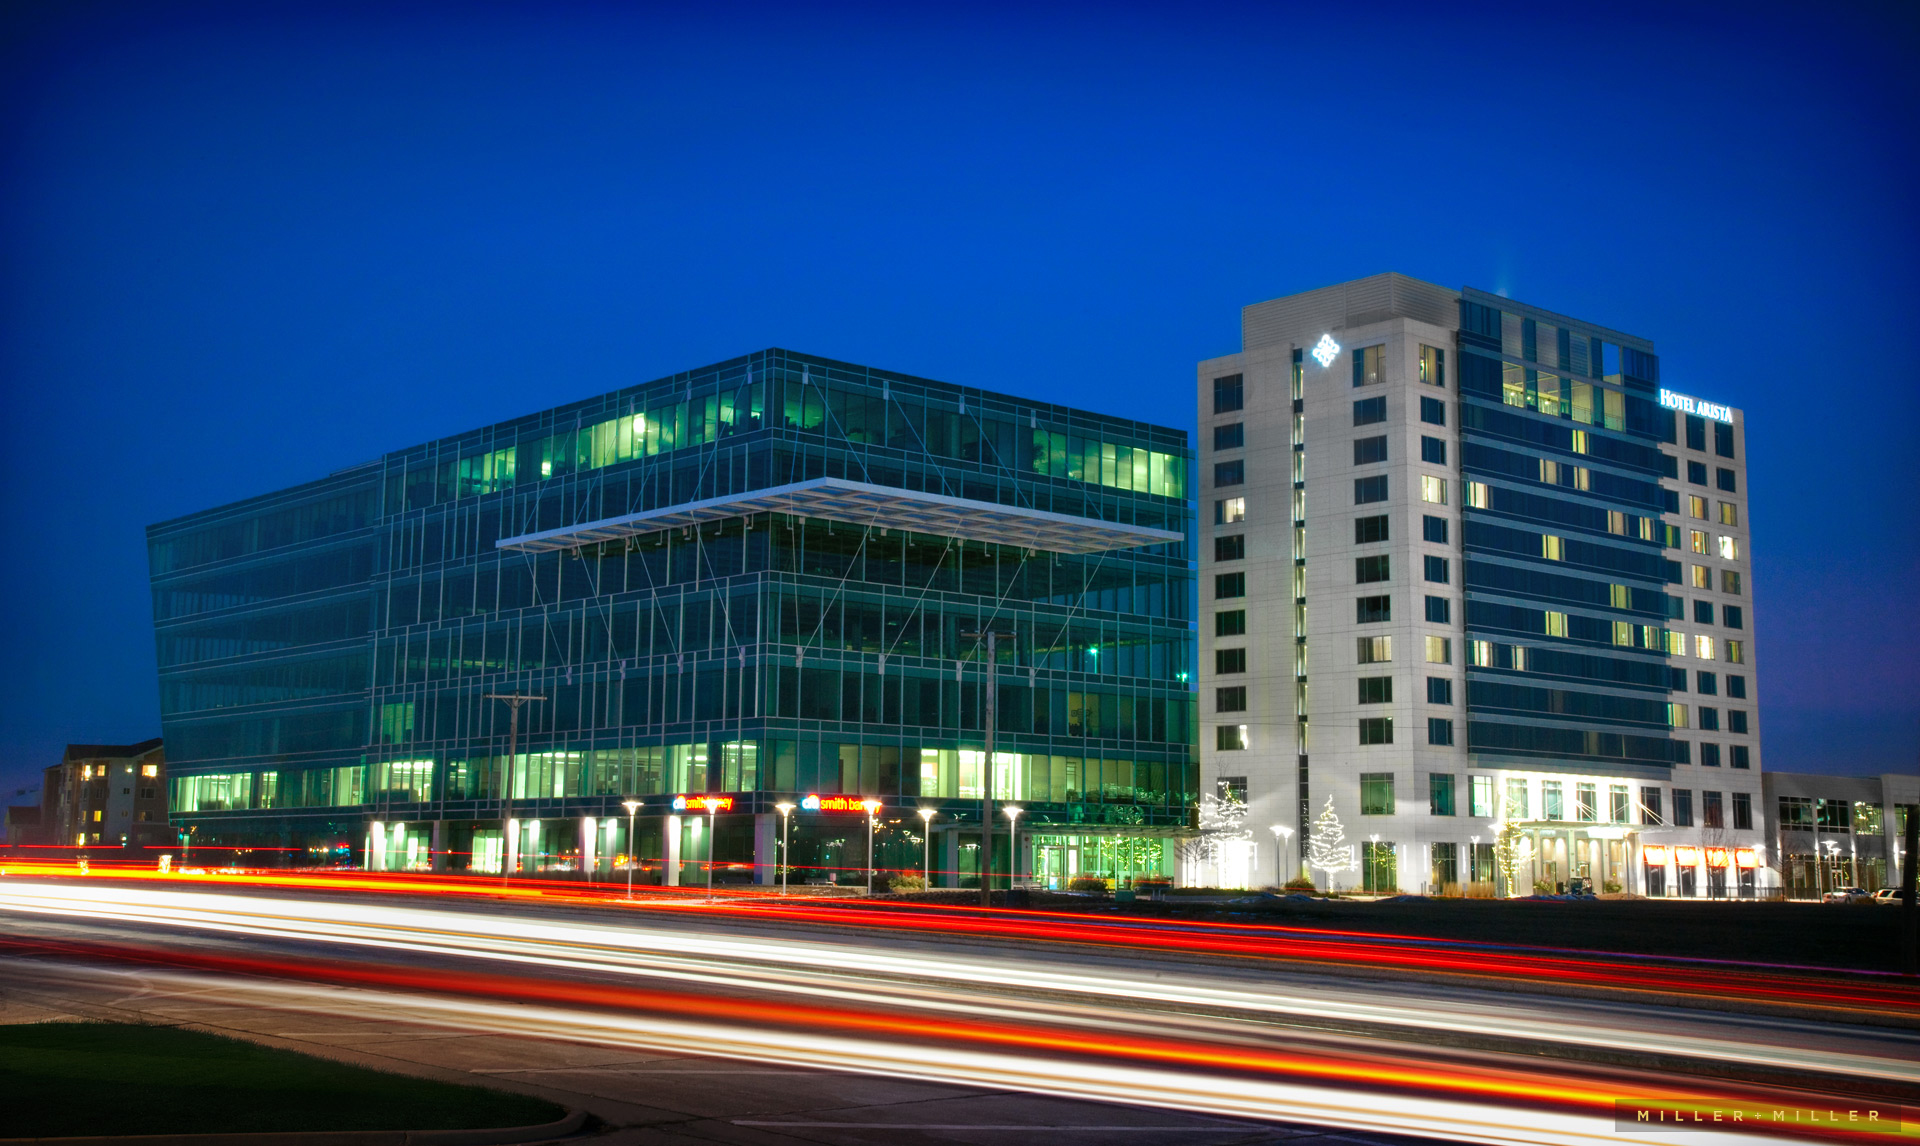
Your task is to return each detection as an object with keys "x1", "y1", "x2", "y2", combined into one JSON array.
[{"x1": 149, "y1": 350, "x2": 1196, "y2": 887}]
